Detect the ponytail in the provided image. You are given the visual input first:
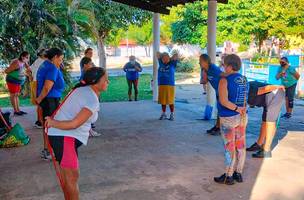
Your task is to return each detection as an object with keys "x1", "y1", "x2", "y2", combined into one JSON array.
[{"x1": 74, "y1": 67, "x2": 106, "y2": 89}]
